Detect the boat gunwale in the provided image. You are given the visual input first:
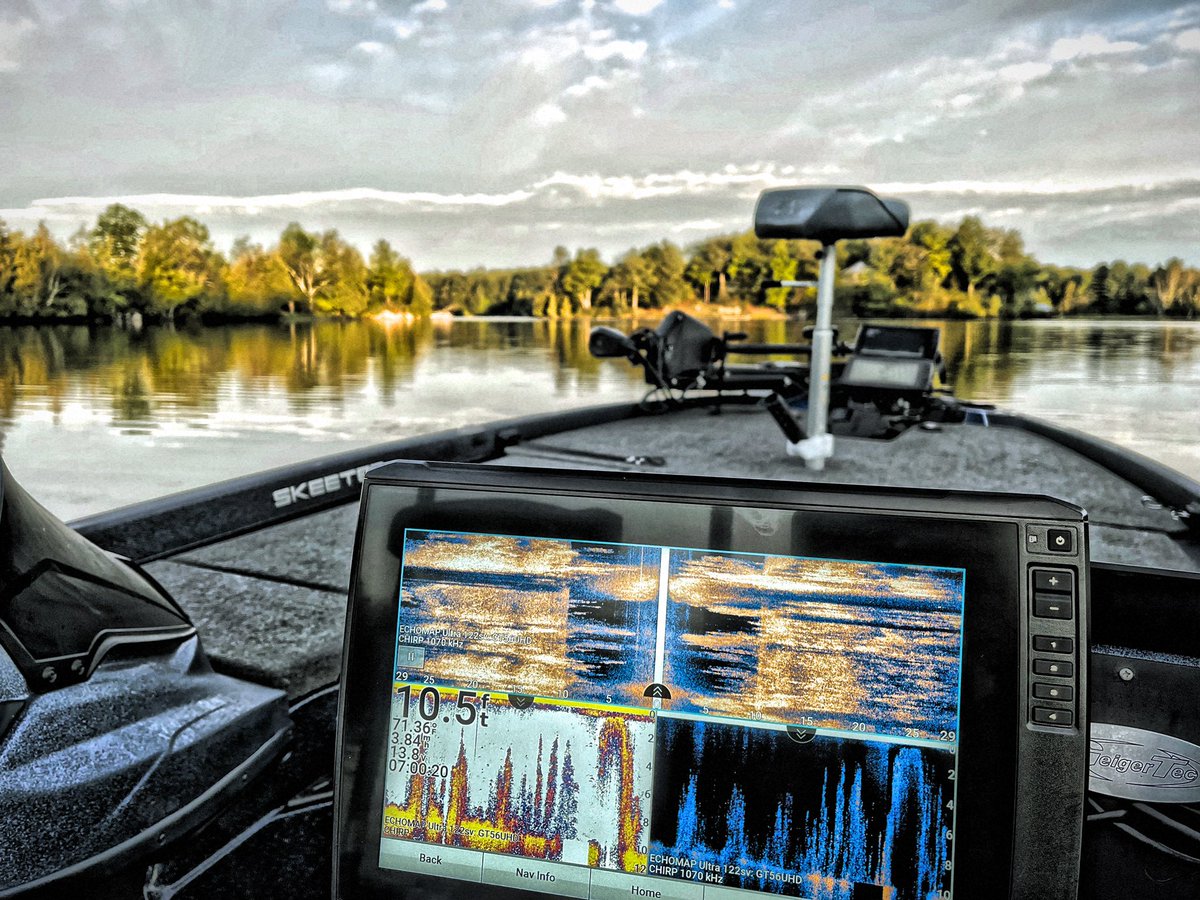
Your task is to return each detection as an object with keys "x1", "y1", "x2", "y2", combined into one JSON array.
[{"x1": 68, "y1": 398, "x2": 1200, "y2": 565}]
